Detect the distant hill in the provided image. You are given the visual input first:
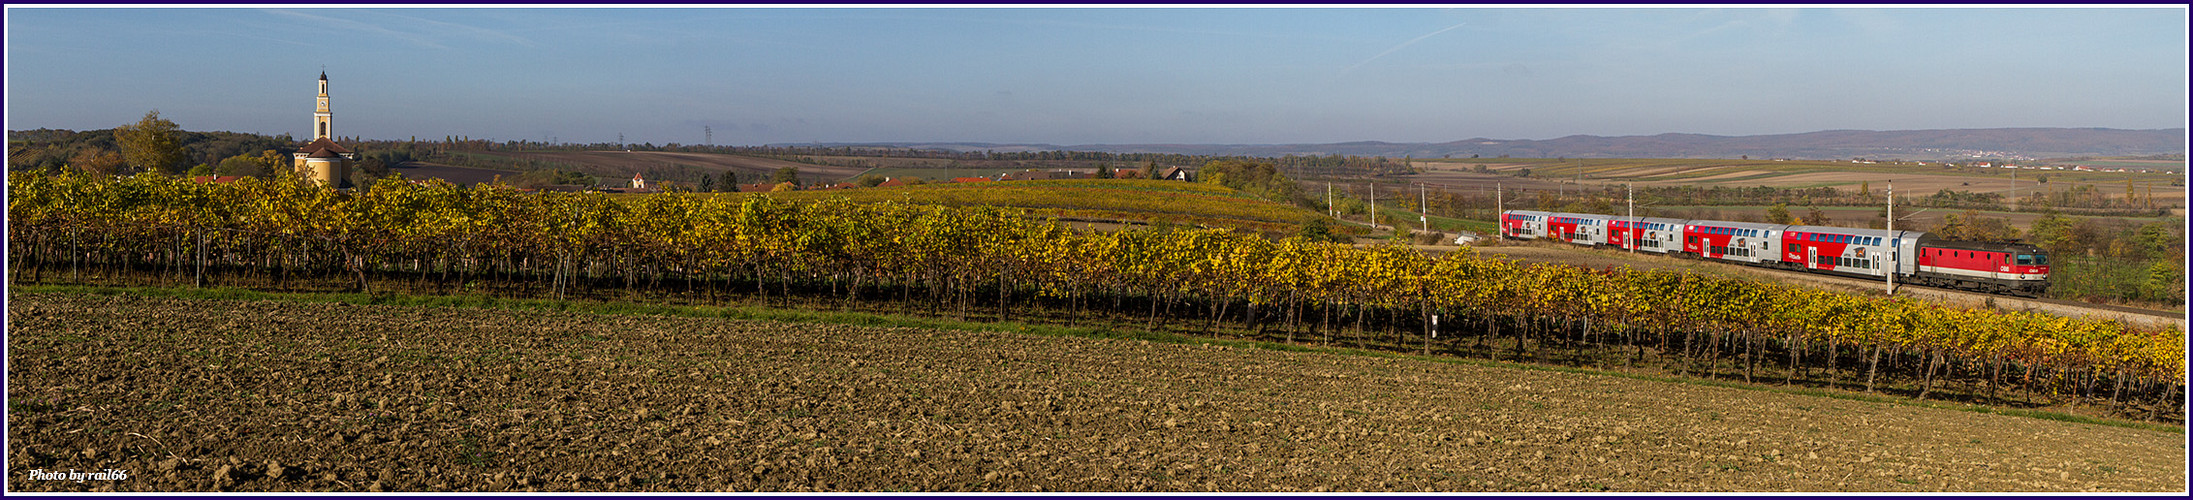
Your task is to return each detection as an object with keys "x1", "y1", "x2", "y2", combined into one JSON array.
[{"x1": 783, "y1": 128, "x2": 2185, "y2": 161}]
